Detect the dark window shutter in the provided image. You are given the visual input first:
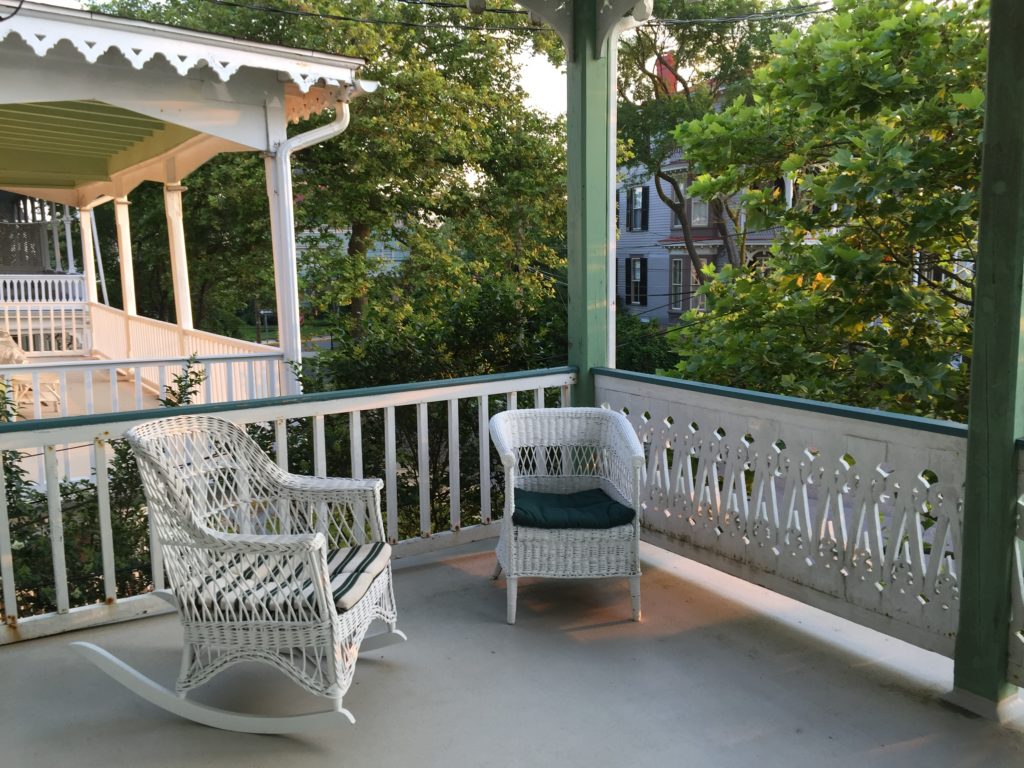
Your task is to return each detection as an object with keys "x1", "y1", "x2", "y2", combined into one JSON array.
[
  {"x1": 639, "y1": 258, "x2": 648, "y2": 306},
  {"x1": 615, "y1": 192, "x2": 620, "y2": 230},
  {"x1": 624, "y1": 257, "x2": 632, "y2": 304},
  {"x1": 625, "y1": 189, "x2": 634, "y2": 232},
  {"x1": 641, "y1": 186, "x2": 650, "y2": 231}
]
